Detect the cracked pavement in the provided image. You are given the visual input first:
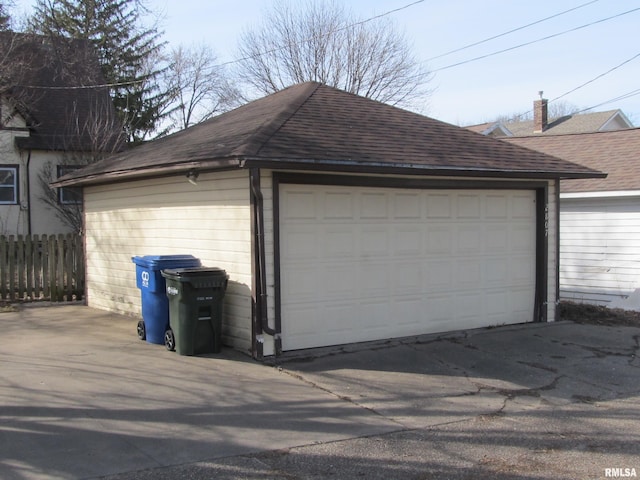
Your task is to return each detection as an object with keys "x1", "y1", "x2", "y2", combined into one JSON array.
[{"x1": 1, "y1": 305, "x2": 639, "y2": 479}]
